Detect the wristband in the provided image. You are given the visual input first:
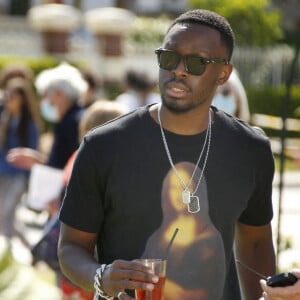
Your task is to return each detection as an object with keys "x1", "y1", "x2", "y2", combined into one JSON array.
[{"x1": 94, "y1": 264, "x2": 114, "y2": 300}]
